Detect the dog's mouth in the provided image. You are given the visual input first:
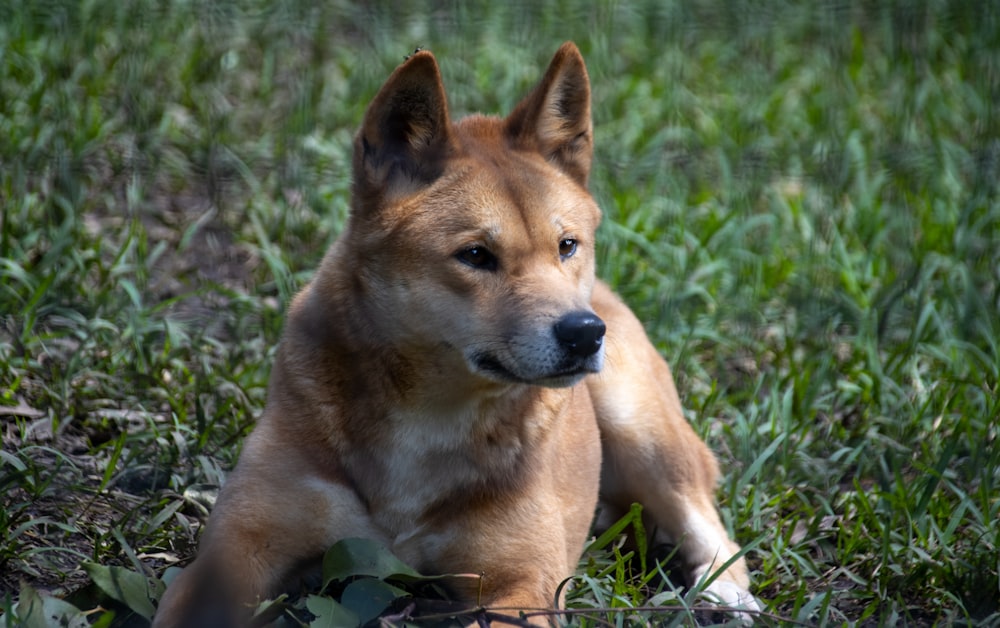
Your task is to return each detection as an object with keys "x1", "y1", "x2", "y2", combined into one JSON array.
[{"x1": 471, "y1": 353, "x2": 598, "y2": 388}]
